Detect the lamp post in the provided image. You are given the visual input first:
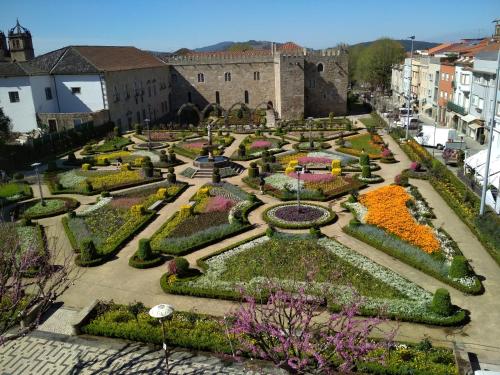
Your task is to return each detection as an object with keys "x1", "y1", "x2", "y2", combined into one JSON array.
[
  {"x1": 149, "y1": 304, "x2": 174, "y2": 374},
  {"x1": 144, "y1": 118, "x2": 151, "y2": 150},
  {"x1": 405, "y1": 36, "x2": 415, "y2": 140},
  {"x1": 295, "y1": 165, "x2": 304, "y2": 213},
  {"x1": 480, "y1": 46, "x2": 500, "y2": 215},
  {"x1": 307, "y1": 116, "x2": 314, "y2": 149},
  {"x1": 30, "y1": 162, "x2": 45, "y2": 206}
]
